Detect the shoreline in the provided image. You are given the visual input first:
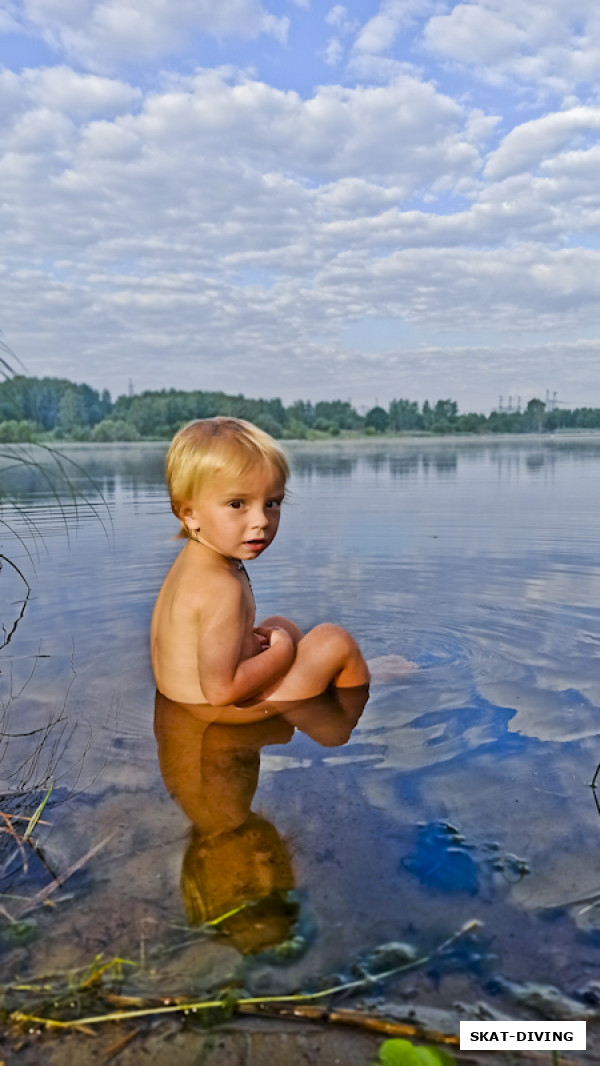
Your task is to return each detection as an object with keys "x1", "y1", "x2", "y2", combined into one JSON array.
[{"x1": 5, "y1": 429, "x2": 600, "y2": 449}]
